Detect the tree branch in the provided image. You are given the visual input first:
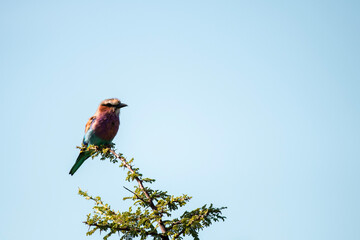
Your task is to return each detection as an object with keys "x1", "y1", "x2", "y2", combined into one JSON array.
[
  {"x1": 123, "y1": 186, "x2": 148, "y2": 205},
  {"x1": 109, "y1": 150, "x2": 169, "y2": 239},
  {"x1": 85, "y1": 222, "x2": 161, "y2": 238}
]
